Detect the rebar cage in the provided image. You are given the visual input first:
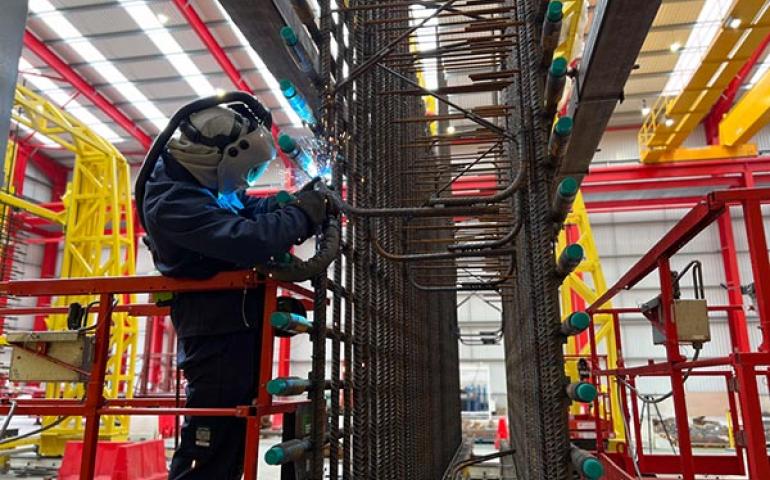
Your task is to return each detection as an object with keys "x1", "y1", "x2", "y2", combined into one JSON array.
[{"x1": 312, "y1": 0, "x2": 573, "y2": 478}]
